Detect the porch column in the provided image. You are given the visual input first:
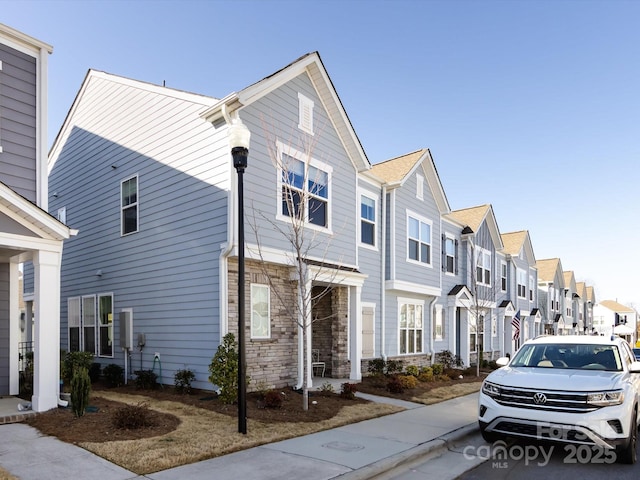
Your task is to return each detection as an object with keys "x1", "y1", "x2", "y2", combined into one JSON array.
[
  {"x1": 8, "y1": 260, "x2": 20, "y2": 395},
  {"x1": 32, "y1": 249, "x2": 62, "y2": 412},
  {"x1": 349, "y1": 285, "x2": 362, "y2": 381}
]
